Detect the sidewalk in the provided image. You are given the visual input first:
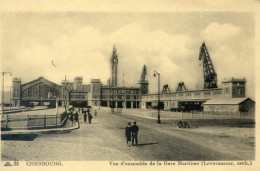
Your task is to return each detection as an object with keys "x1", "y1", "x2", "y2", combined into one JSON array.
[{"x1": 1, "y1": 119, "x2": 80, "y2": 135}]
